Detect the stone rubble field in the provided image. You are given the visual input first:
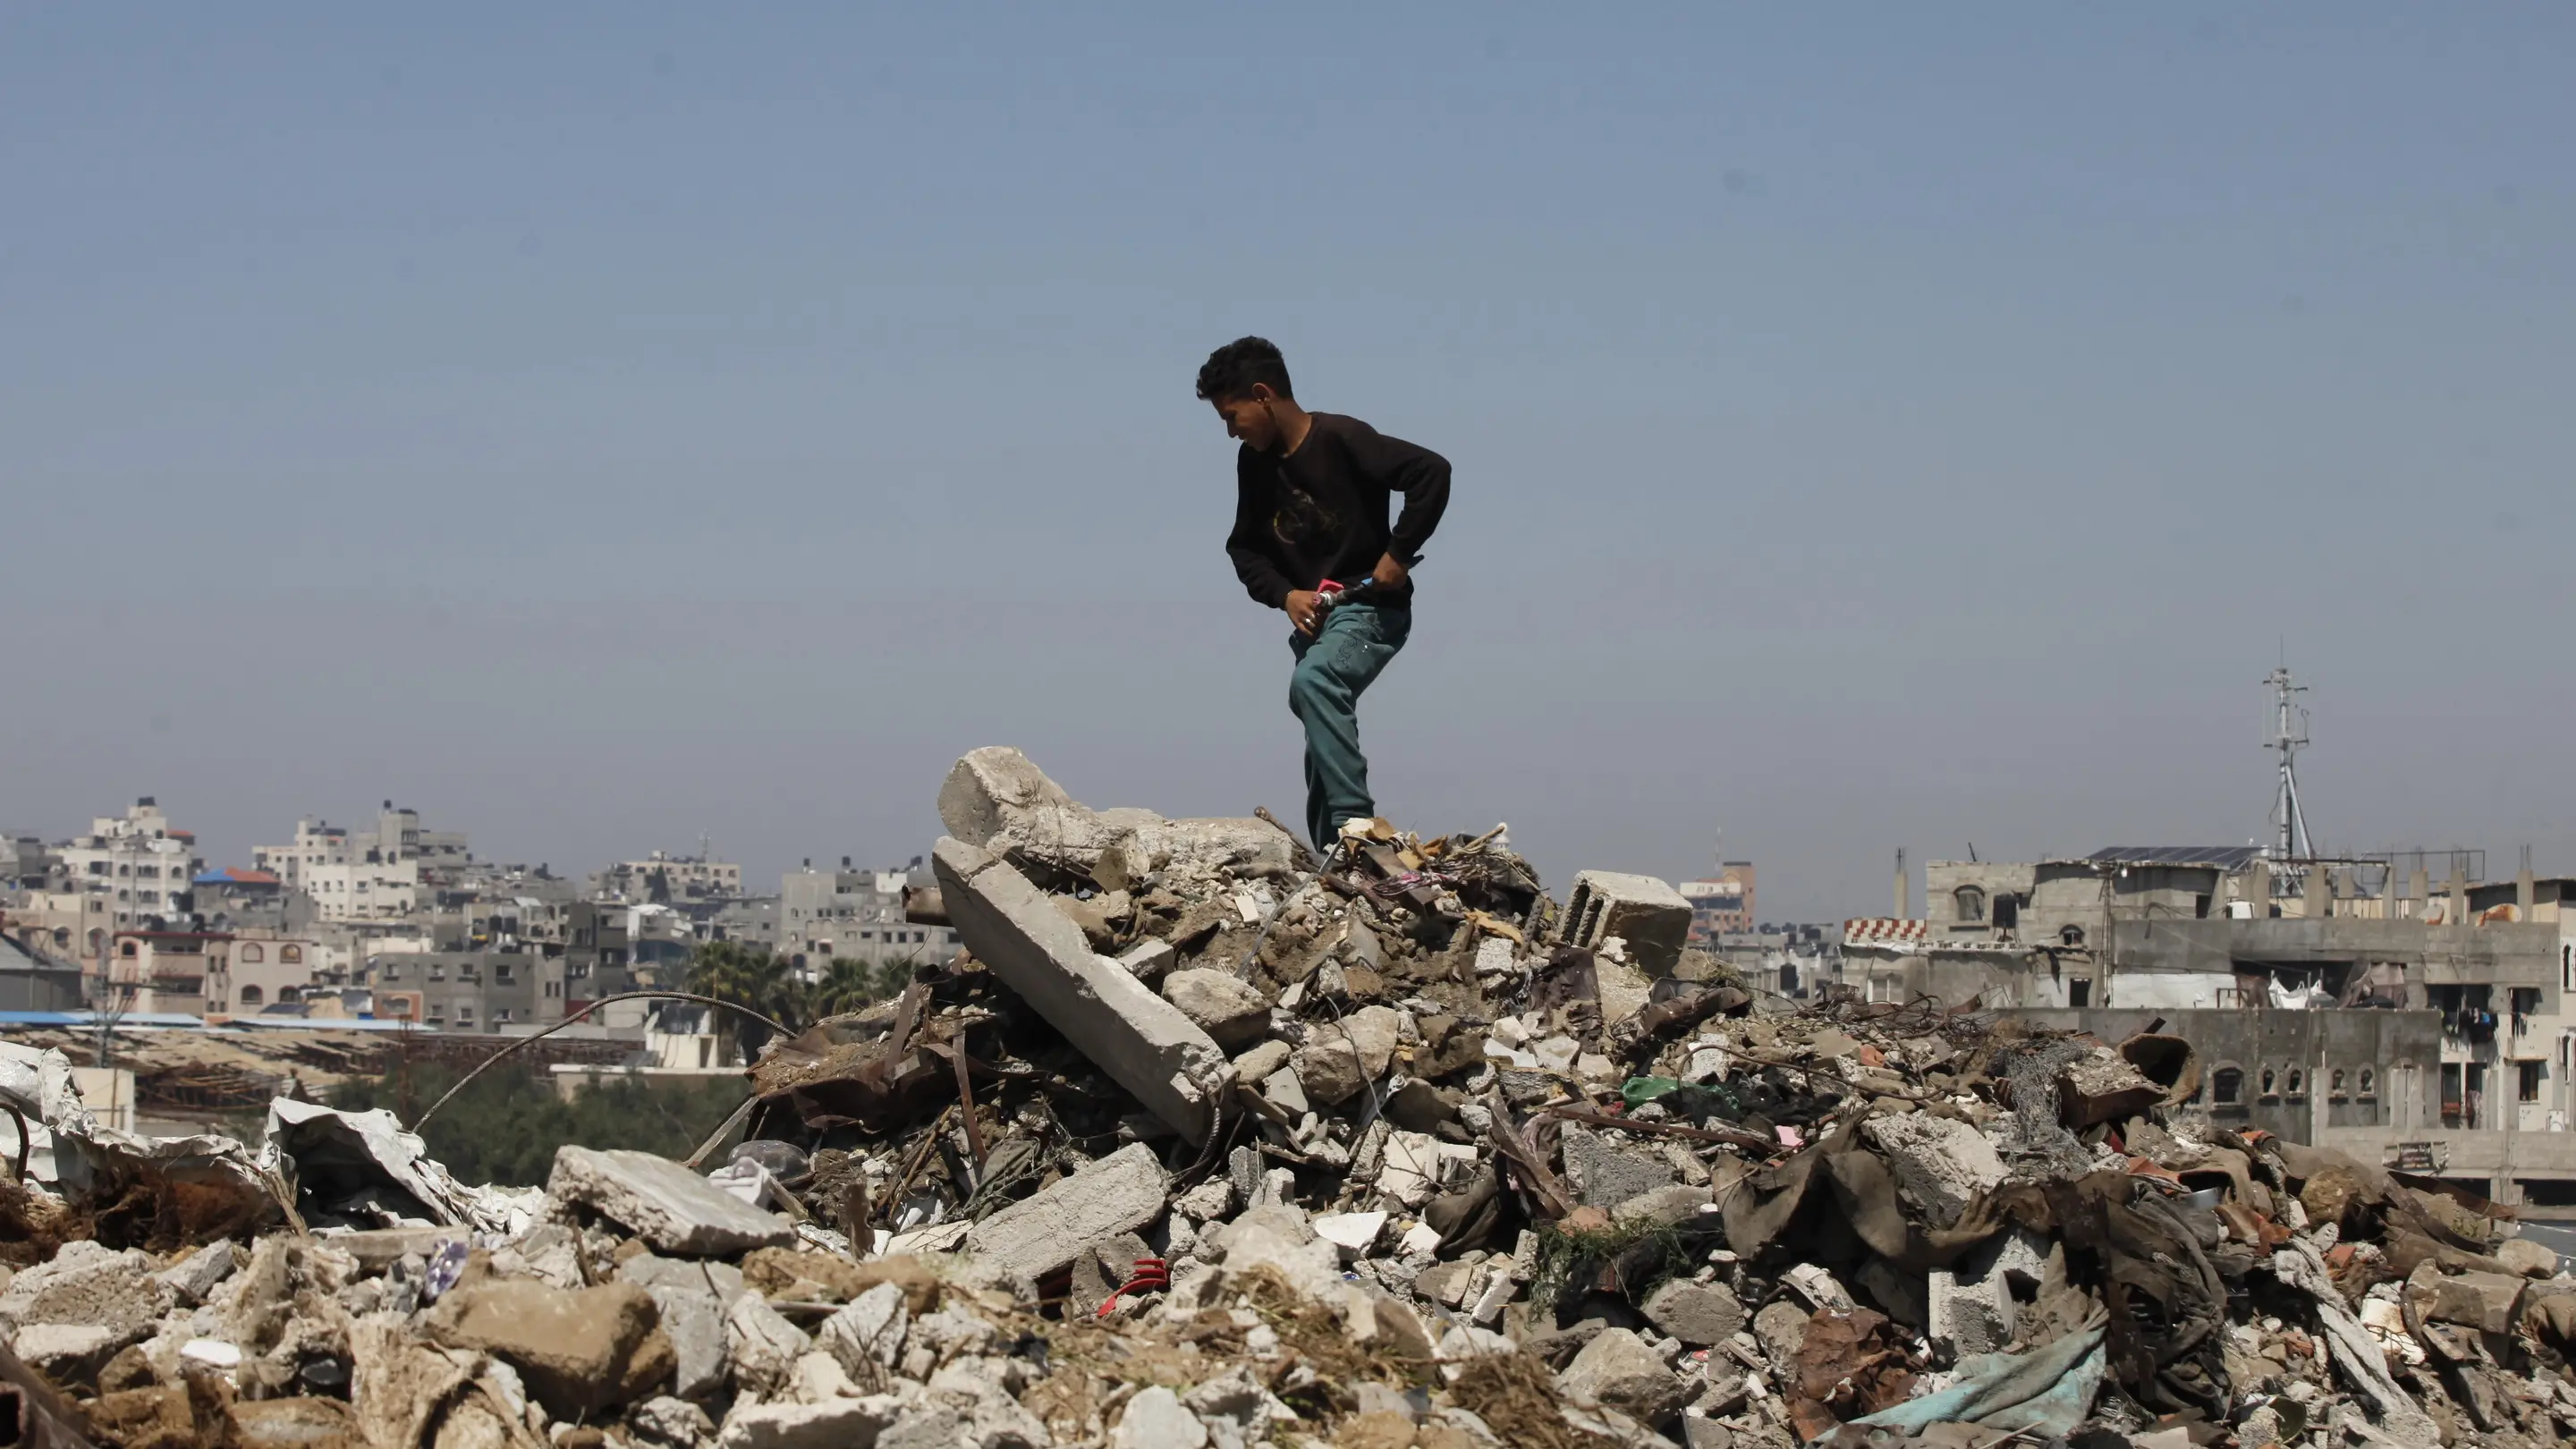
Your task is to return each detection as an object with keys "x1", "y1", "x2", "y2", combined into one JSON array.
[{"x1": 5, "y1": 749, "x2": 2576, "y2": 1449}]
